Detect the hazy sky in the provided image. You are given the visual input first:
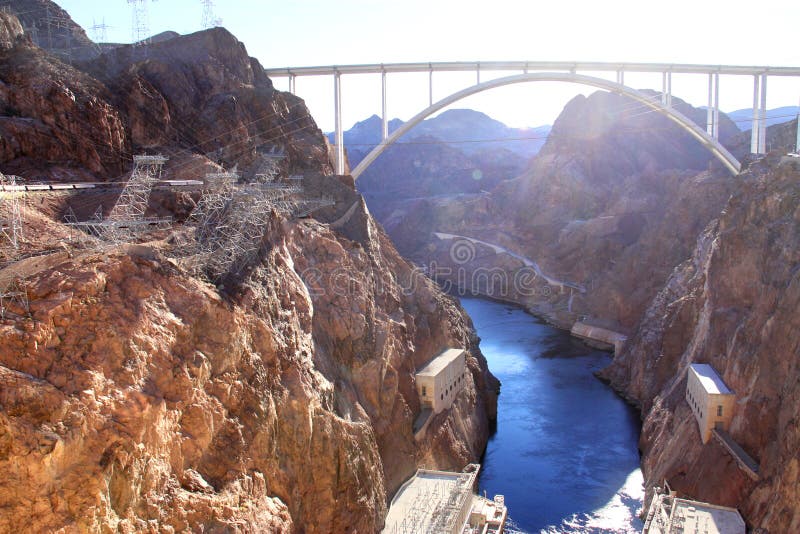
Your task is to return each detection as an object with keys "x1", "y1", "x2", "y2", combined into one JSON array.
[{"x1": 57, "y1": 0, "x2": 800, "y2": 132}]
